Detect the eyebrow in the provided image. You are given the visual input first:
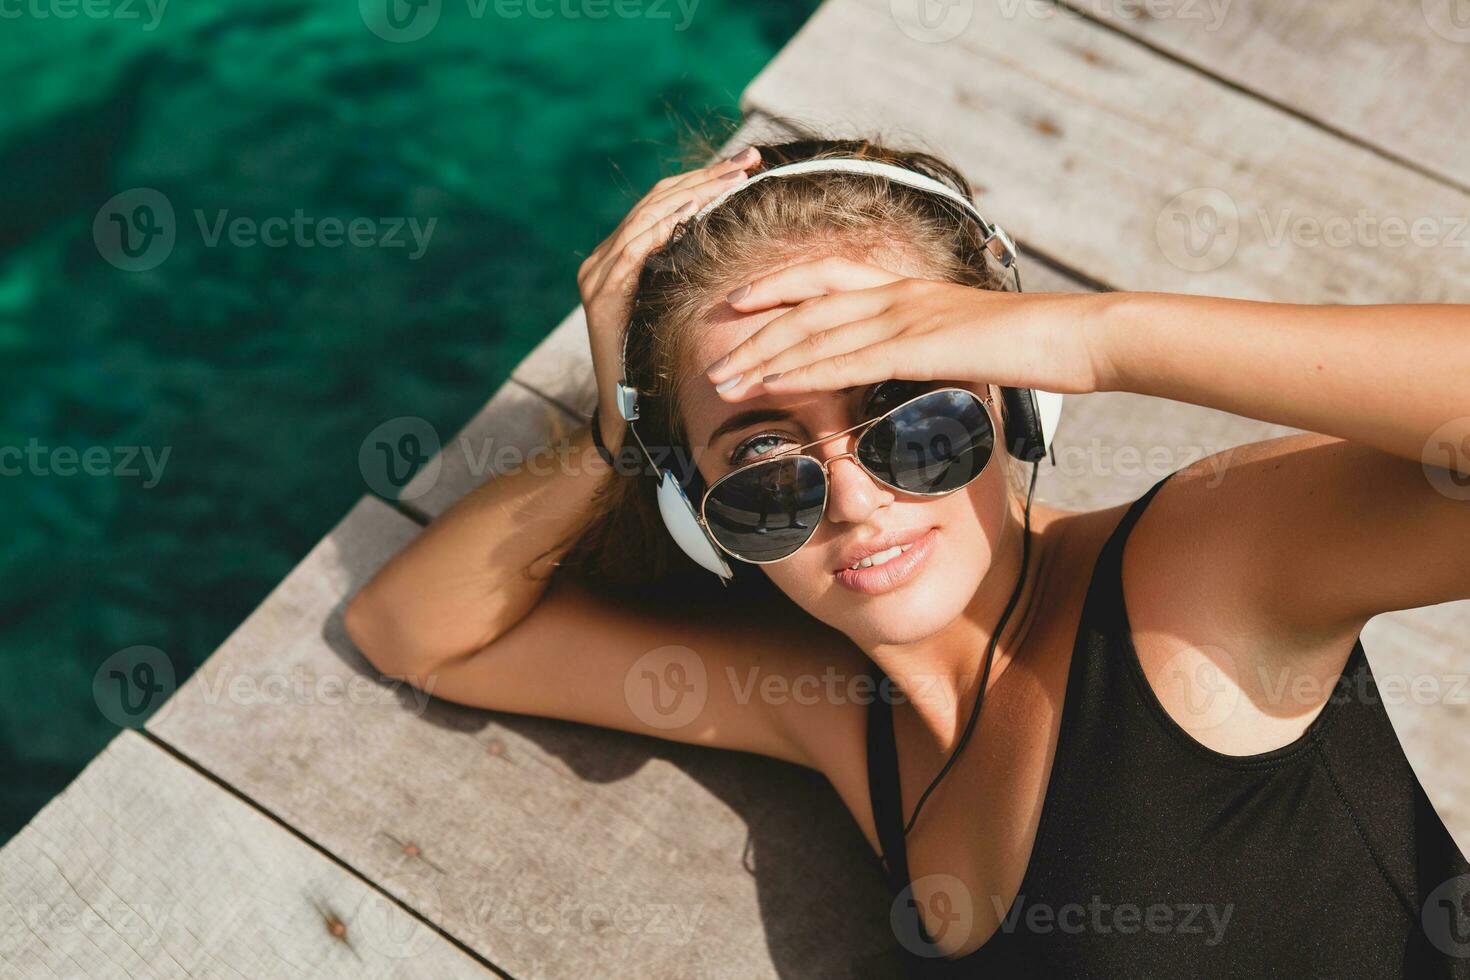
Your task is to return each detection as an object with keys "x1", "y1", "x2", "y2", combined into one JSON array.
[{"x1": 706, "y1": 385, "x2": 864, "y2": 446}]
